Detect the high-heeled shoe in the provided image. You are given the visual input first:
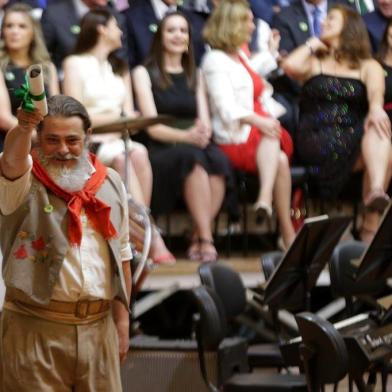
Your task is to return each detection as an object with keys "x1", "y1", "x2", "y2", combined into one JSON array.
[
  {"x1": 253, "y1": 201, "x2": 273, "y2": 223},
  {"x1": 364, "y1": 189, "x2": 390, "y2": 213}
]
